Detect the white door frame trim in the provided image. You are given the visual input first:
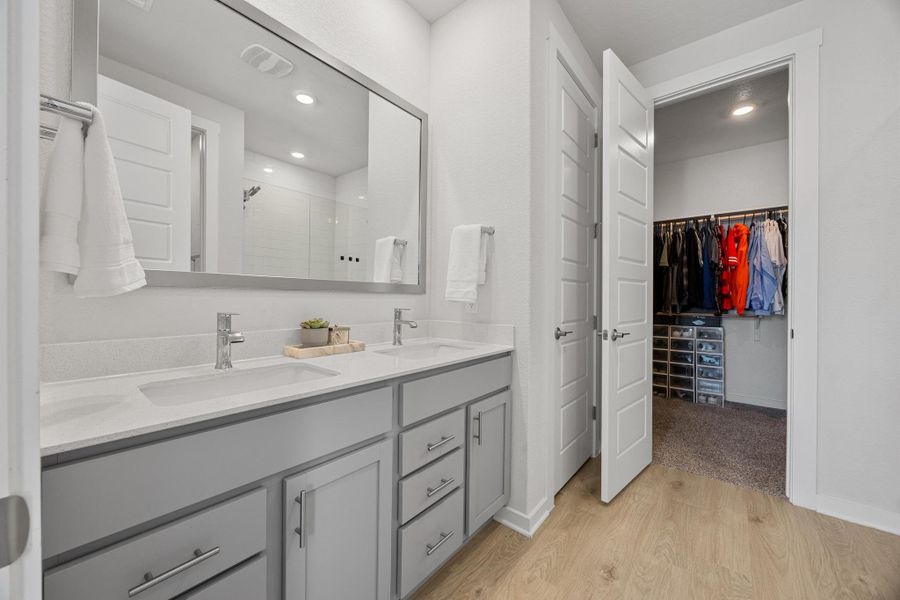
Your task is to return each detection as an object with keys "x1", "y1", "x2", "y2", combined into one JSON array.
[
  {"x1": 646, "y1": 29, "x2": 822, "y2": 510},
  {"x1": 541, "y1": 24, "x2": 601, "y2": 523}
]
